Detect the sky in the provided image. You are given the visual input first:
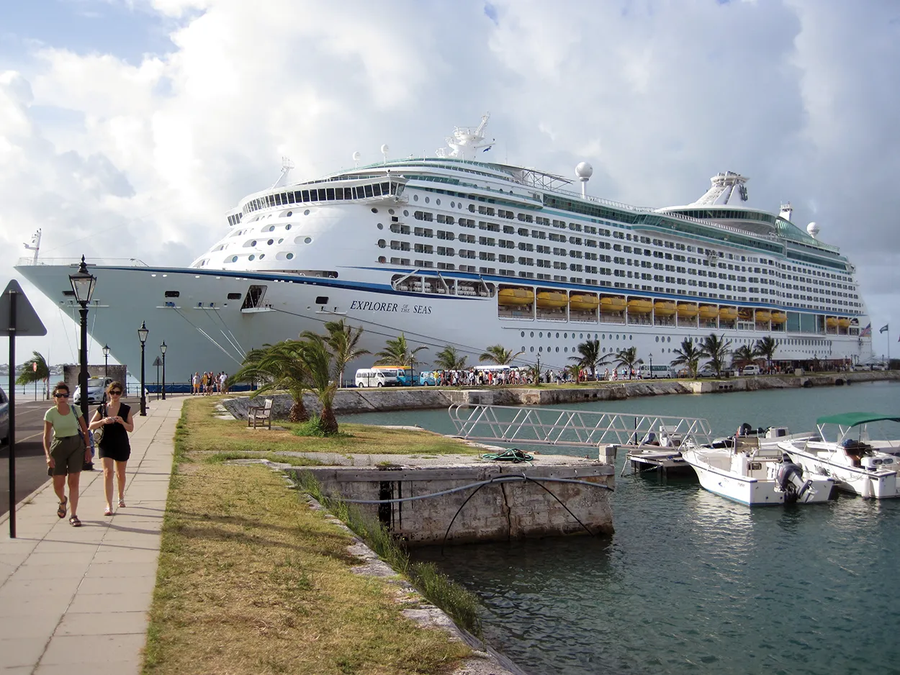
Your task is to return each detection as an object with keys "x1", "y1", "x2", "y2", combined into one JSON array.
[{"x1": 1, "y1": 0, "x2": 899, "y2": 367}]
